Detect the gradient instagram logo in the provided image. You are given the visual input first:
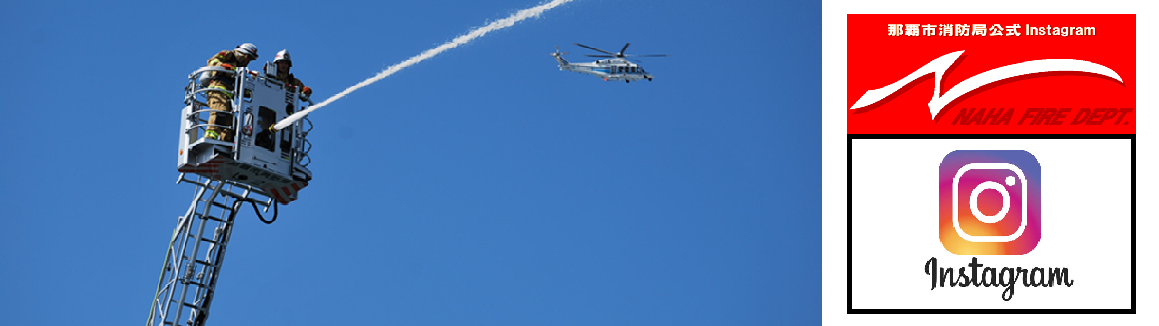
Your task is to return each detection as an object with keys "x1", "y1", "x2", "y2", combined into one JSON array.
[{"x1": 939, "y1": 150, "x2": 1040, "y2": 255}]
